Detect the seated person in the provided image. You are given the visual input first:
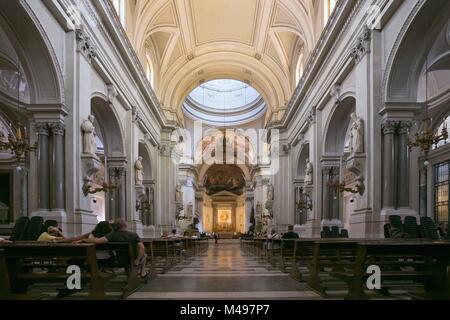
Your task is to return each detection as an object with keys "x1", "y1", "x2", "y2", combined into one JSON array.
[
  {"x1": 82, "y1": 219, "x2": 148, "y2": 278},
  {"x1": 70, "y1": 221, "x2": 114, "y2": 265},
  {"x1": 168, "y1": 229, "x2": 182, "y2": 238},
  {"x1": 281, "y1": 225, "x2": 299, "y2": 239},
  {"x1": 37, "y1": 226, "x2": 65, "y2": 242},
  {"x1": 0, "y1": 237, "x2": 12, "y2": 244}
]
